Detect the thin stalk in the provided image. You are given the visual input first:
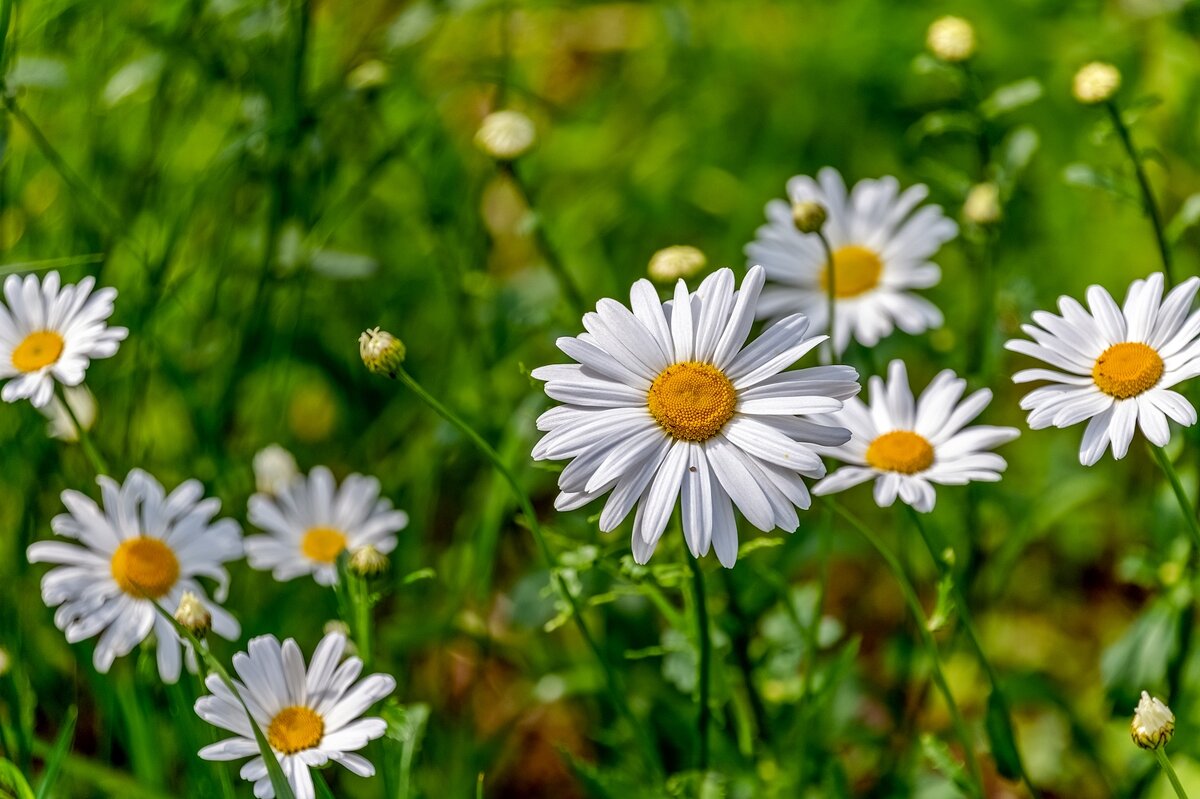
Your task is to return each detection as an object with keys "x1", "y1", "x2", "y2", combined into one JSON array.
[
  {"x1": 686, "y1": 555, "x2": 711, "y2": 773},
  {"x1": 1156, "y1": 749, "x2": 1191, "y2": 799},
  {"x1": 815, "y1": 230, "x2": 837, "y2": 361},
  {"x1": 828, "y1": 499, "x2": 984, "y2": 798},
  {"x1": 719, "y1": 569, "x2": 769, "y2": 745},
  {"x1": 388, "y1": 365, "x2": 662, "y2": 776},
  {"x1": 57, "y1": 385, "x2": 110, "y2": 476},
  {"x1": 797, "y1": 511, "x2": 833, "y2": 788},
  {"x1": 1150, "y1": 445, "x2": 1200, "y2": 551},
  {"x1": 1106, "y1": 101, "x2": 1173, "y2": 285},
  {"x1": 353, "y1": 575, "x2": 374, "y2": 670}
]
